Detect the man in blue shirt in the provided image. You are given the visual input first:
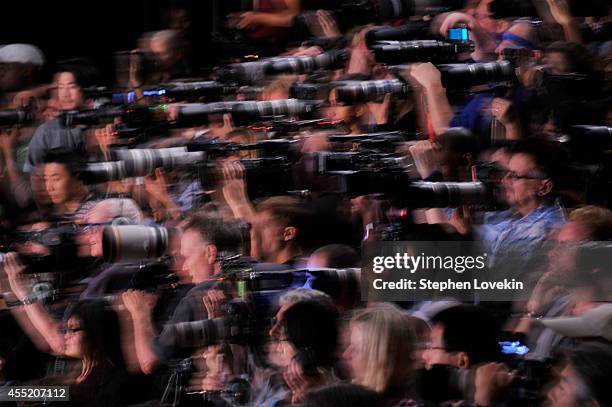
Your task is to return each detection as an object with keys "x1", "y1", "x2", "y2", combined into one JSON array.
[{"x1": 453, "y1": 140, "x2": 566, "y2": 267}]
